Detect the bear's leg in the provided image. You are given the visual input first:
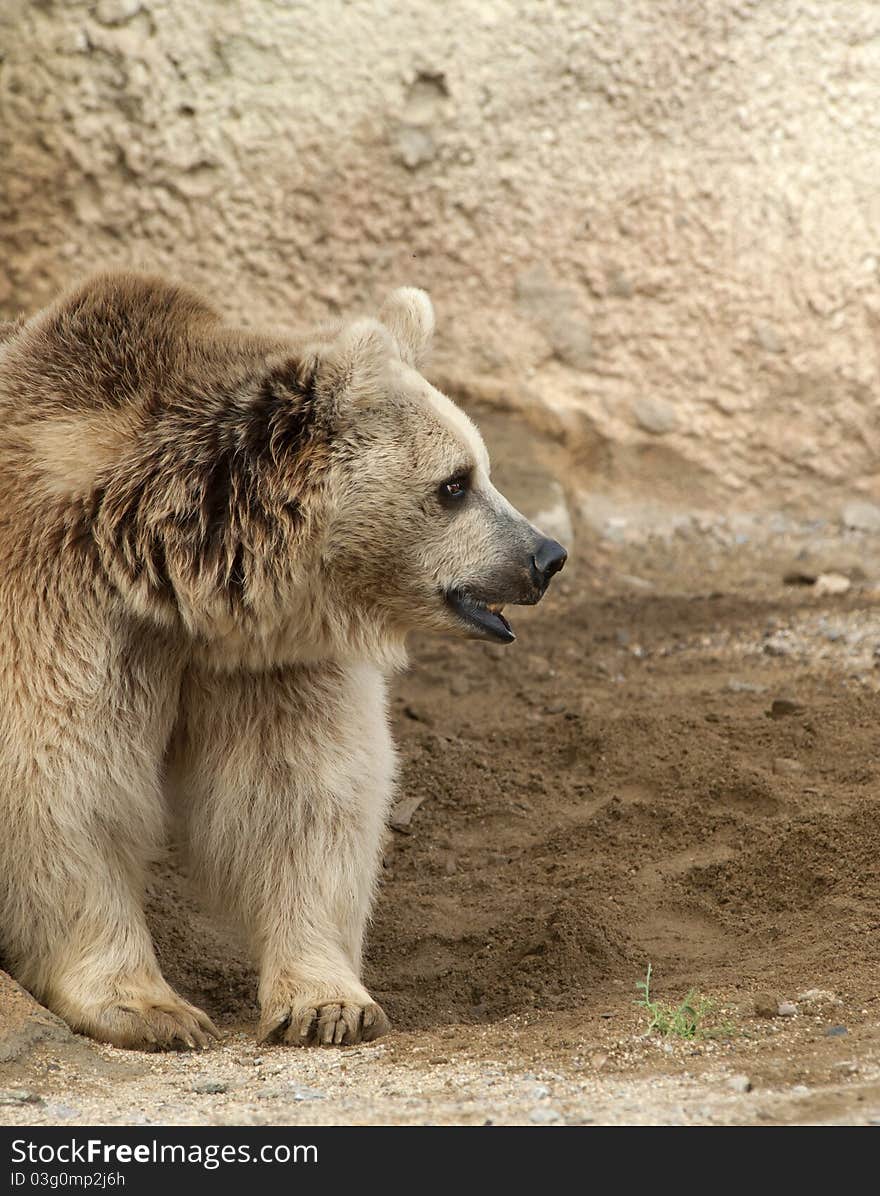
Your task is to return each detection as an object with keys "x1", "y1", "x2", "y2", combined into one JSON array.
[
  {"x1": 0, "y1": 630, "x2": 219, "y2": 1050},
  {"x1": 12, "y1": 854, "x2": 219, "y2": 1050},
  {"x1": 169, "y1": 660, "x2": 395, "y2": 1047}
]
